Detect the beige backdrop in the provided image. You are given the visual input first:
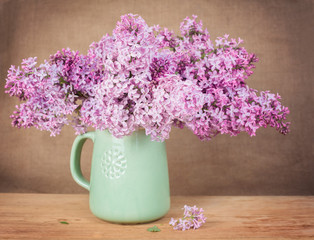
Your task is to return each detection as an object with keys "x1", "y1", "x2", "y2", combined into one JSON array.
[{"x1": 0, "y1": 0, "x2": 313, "y2": 195}]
